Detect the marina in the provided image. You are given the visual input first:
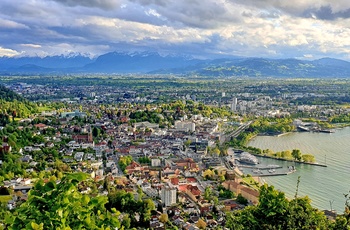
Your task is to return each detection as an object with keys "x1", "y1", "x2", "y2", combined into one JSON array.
[
  {"x1": 231, "y1": 150, "x2": 297, "y2": 177},
  {"x1": 238, "y1": 163, "x2": 296, "y2": 177}
]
